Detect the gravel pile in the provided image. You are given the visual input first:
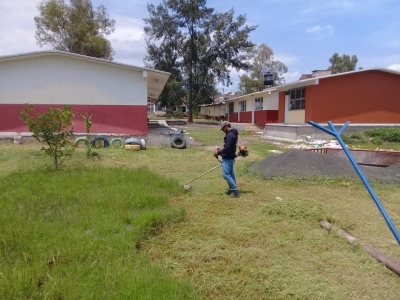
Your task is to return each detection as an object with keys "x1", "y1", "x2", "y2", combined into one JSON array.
[{"x1": 249, "y1": 149, "x2": 400, "y2": 185}]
